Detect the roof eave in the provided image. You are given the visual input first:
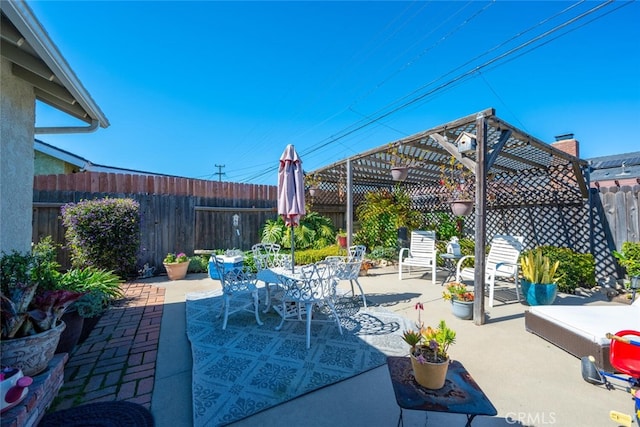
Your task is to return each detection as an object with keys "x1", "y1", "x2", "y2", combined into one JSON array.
[{"x1": 3, "y1": 0, "x2": 109, "y2": 128}]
